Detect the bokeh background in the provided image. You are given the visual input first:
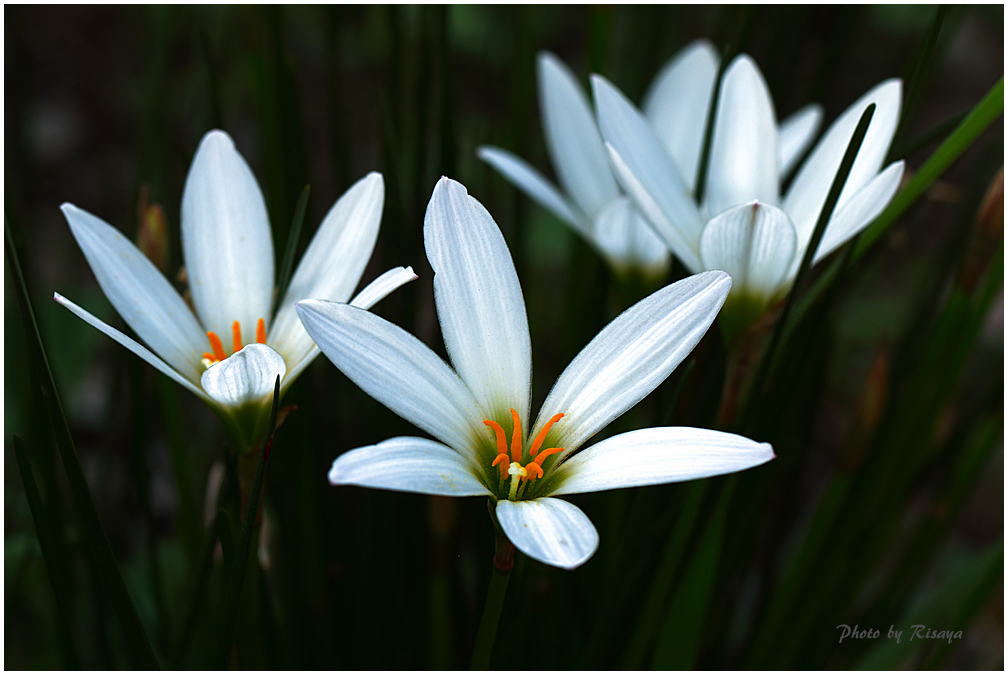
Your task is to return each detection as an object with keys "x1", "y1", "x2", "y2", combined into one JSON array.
[{"x1": 5, "y1": 4, "x2": 1003, "y2": 669}]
